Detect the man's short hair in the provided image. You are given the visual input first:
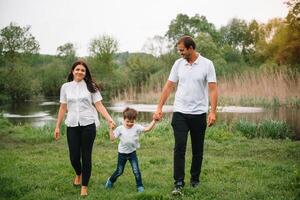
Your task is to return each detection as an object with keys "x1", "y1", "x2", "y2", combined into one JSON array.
[{"x1": 177, "y1": 35, "x2": 196, "y2": 50}]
